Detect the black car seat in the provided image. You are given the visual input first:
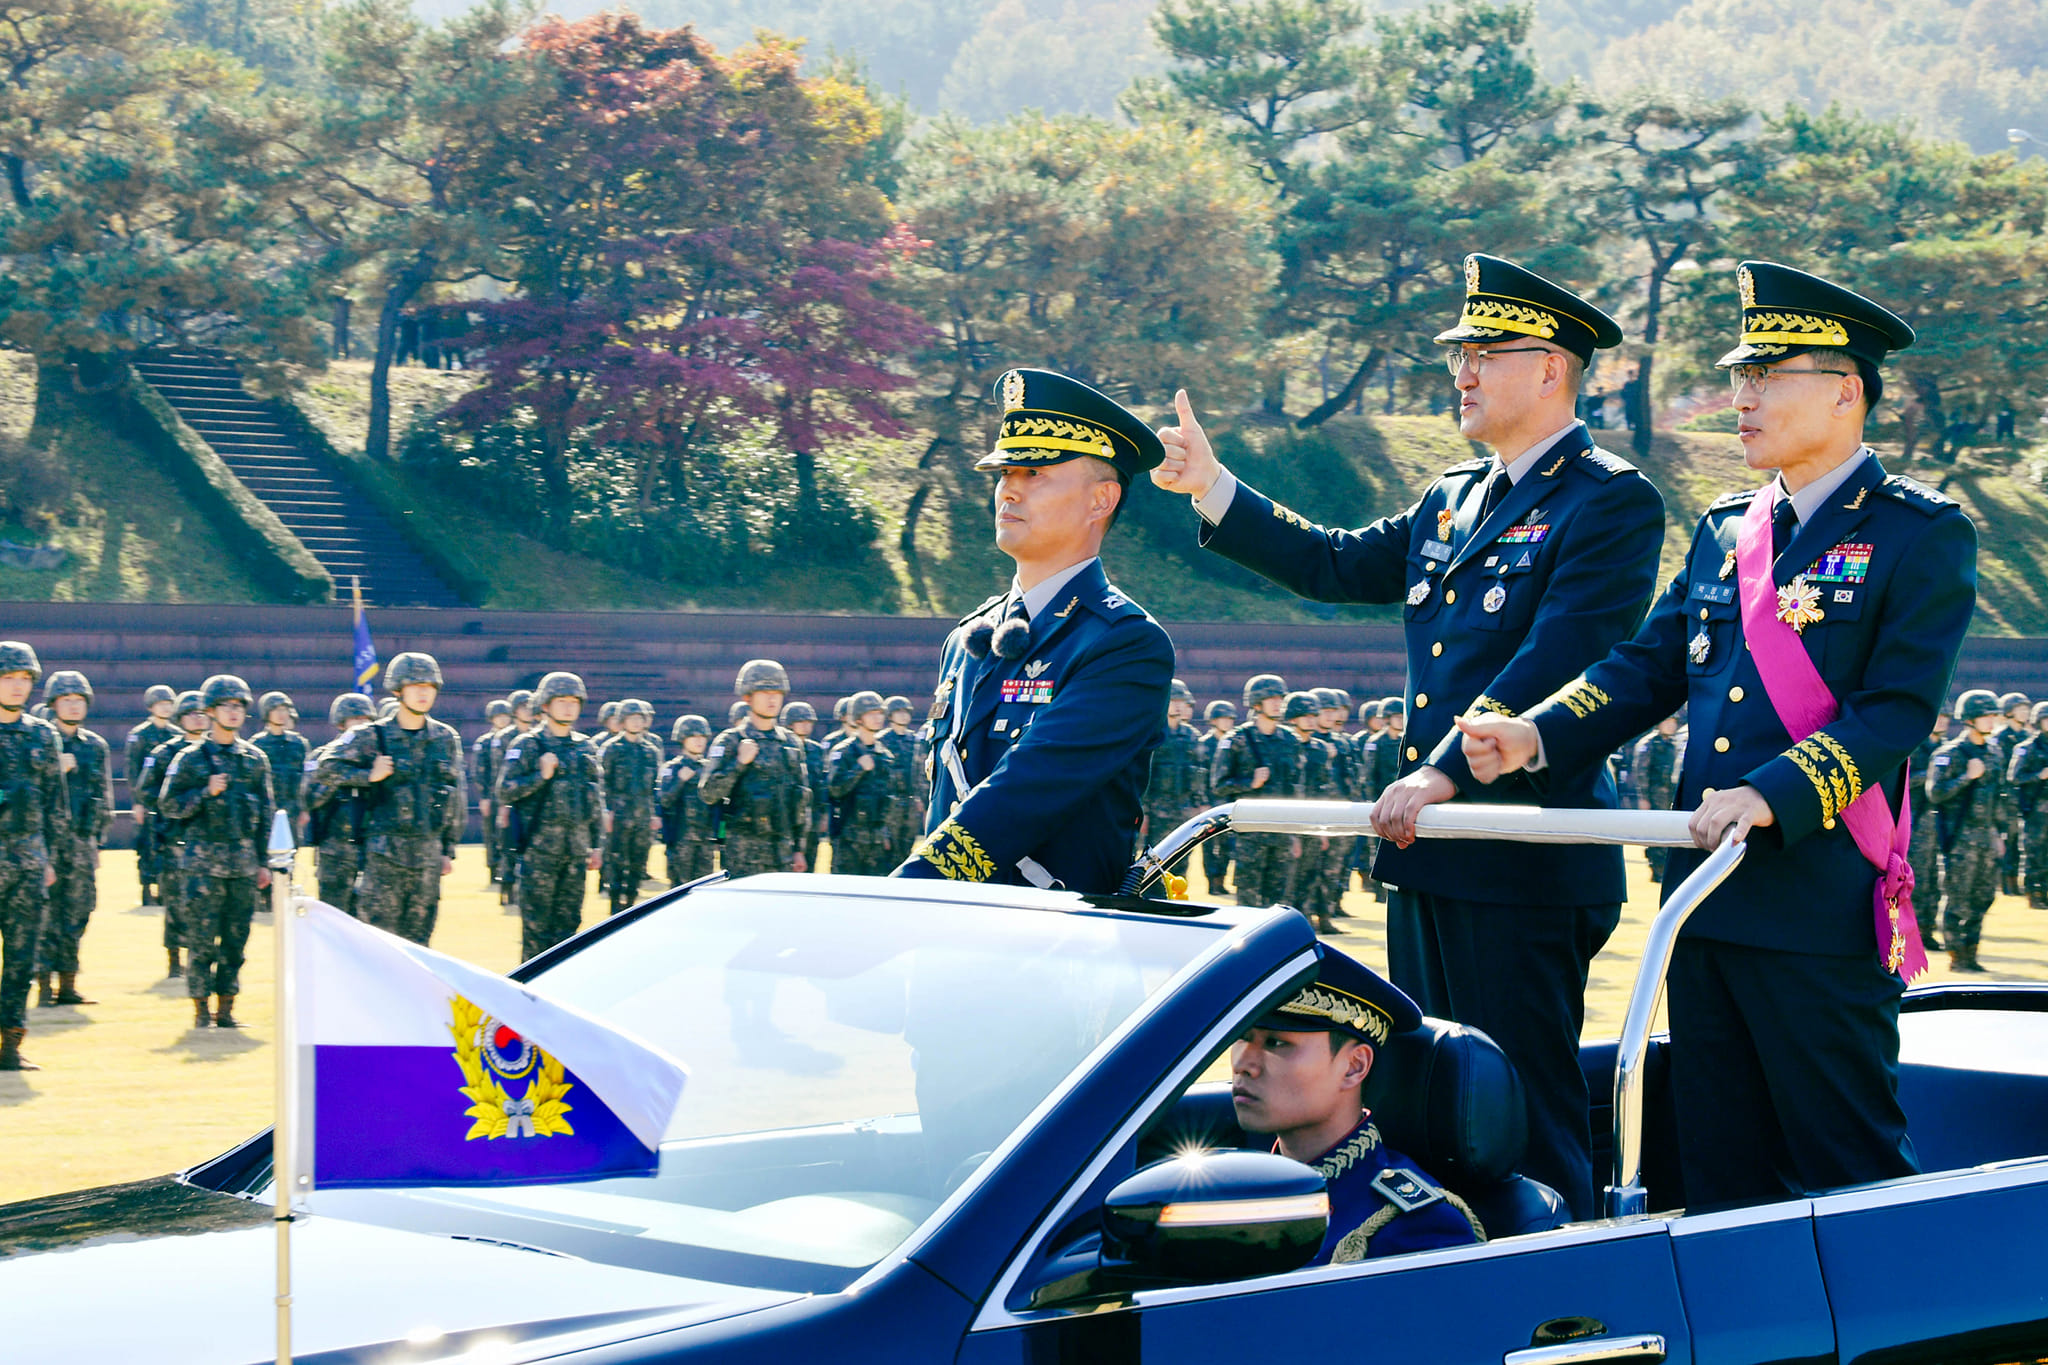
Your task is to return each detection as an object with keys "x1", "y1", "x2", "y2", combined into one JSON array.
[{"x1": 1139, "y1": 1018, "x2": 1570, "y2": 1240}]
